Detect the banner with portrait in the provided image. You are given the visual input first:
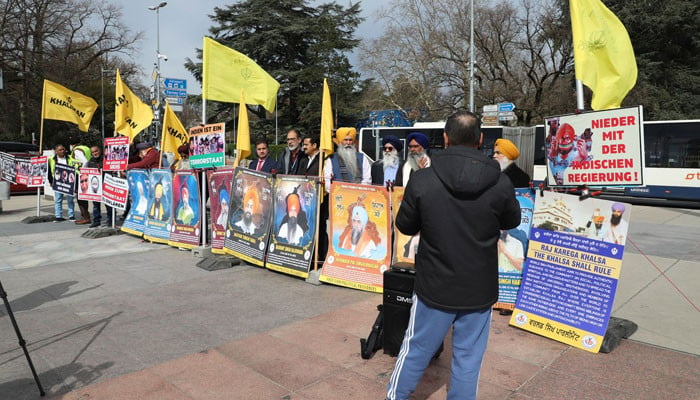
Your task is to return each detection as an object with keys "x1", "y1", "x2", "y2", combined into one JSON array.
[
  {"x1": 77, "y1": 168, "x2": 102, "y2": 202},
  {"x1": 103, "y1": 174, "x2": 128, "y2": 210},
  {"x1": 121, "y1": 169, "x2": 150, "y2": 236},
  {"x1": 266, "y1": 175, "x2": 320, "y2": 278},
  {"x1": 320, "y1": 182, "x2": 392, "y2": 293},
  {"x1": 143, "y1": 169, "x2": 173, "y2": 244},
  {"x1": 189, "y1": 122, "x2": 226, "y2": 169},
  {"x1": 168, "y1": 170, "x2": 201, "y2": 249},
  {"x1": 510, "y1": 191, "x2": 632, "y2": 353},
  {"x1": 223, "y1": 168, "x2": 273, "y2": 266},
  {"x1": 207, "y1": 168, "x2": 235, "y2": 254},
  {"x1": 391, "y1": 187, "x2": 419, "y2": 265},
  {"x1": 1, "y1": 152, "x2": 17, "y2": 183},
  {"x1": 29, "y1": 156, "x2": 48, "y2": 187},
  {"x1": 52, "y1": 163, "x2": 76, "y2": 196},
  {"x1": 103, "y1": 136, "x2": 130, "y2": 171},
  {"x1": 15, "y1": 158, "x2": 31, "y2": 186},
  {"x1": 494, "y1": 188, "x2": 535, "y2": 311}
]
